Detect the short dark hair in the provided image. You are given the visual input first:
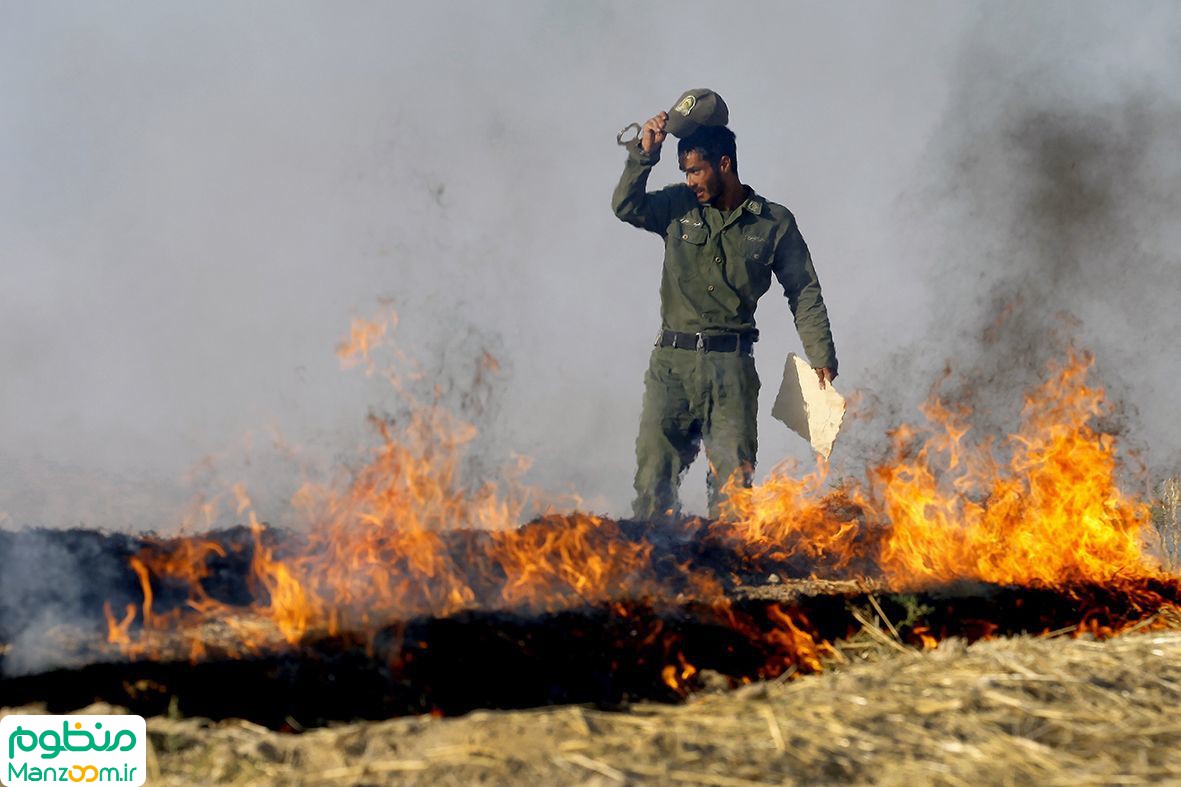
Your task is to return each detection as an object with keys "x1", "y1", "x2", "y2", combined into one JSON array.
[{"x1": 677, "y1": 125, "x2": 737, "y2": 168}]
